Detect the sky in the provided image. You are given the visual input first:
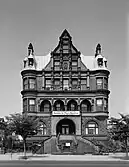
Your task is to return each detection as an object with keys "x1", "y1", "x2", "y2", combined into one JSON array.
[{"x1": 0, "y1": 0, "x2": 128, "y2": 118}]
